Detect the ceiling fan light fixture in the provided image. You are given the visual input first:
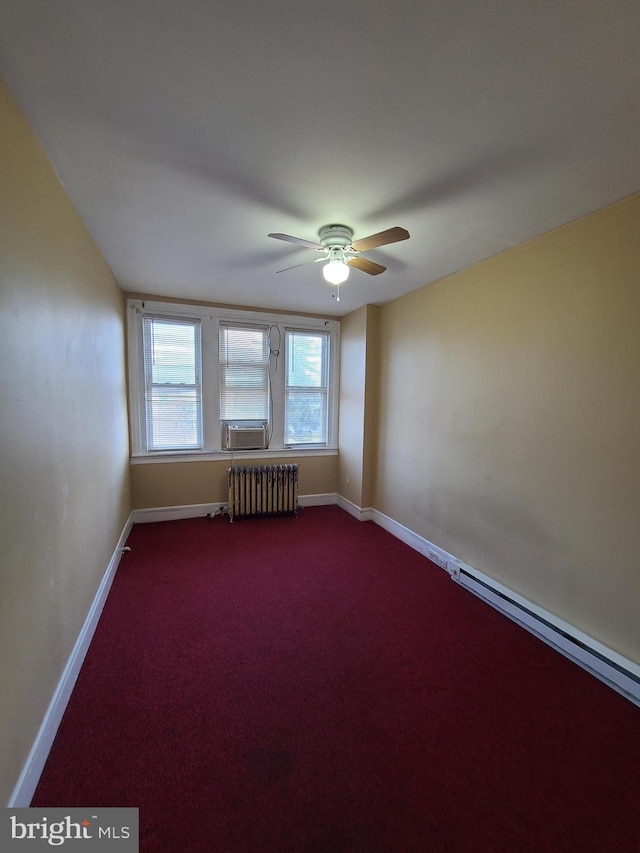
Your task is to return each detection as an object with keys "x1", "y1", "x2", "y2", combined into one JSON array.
[
  {"x1": 269, "y1": 223, "x2": 409, "y2": 293},
  {"x1": 322, "y1": 258, "x2": 350, "y2": 285}
]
